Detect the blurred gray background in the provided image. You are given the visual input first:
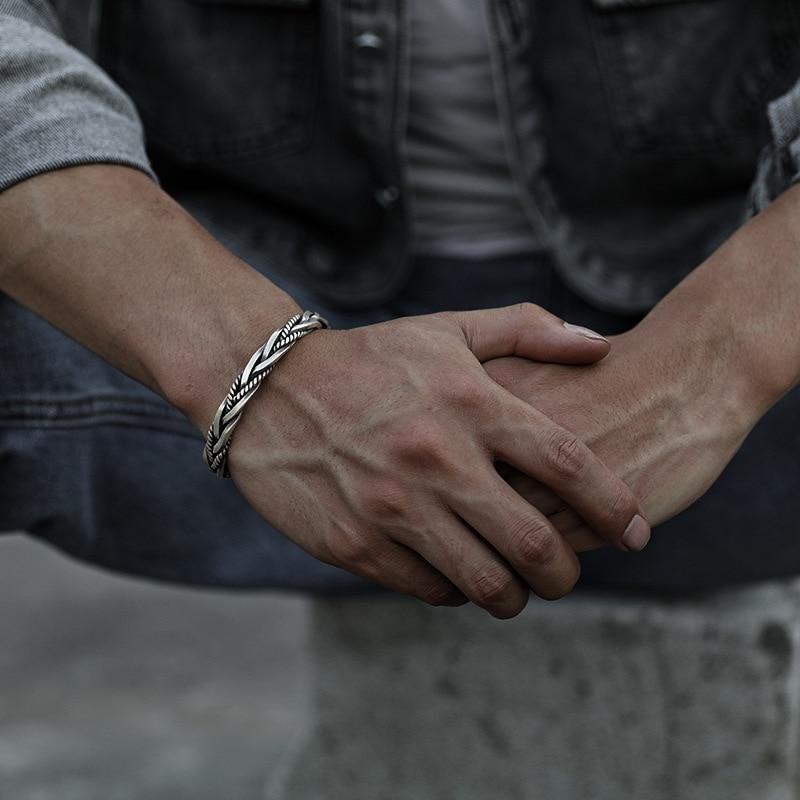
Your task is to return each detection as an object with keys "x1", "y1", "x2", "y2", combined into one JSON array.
[
  {"x1": 0, "y1": 532, "x2": 311, "y2": 800},
  {"x1": 5, "y1": 531, "x2": 799, "y2": 800}
]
